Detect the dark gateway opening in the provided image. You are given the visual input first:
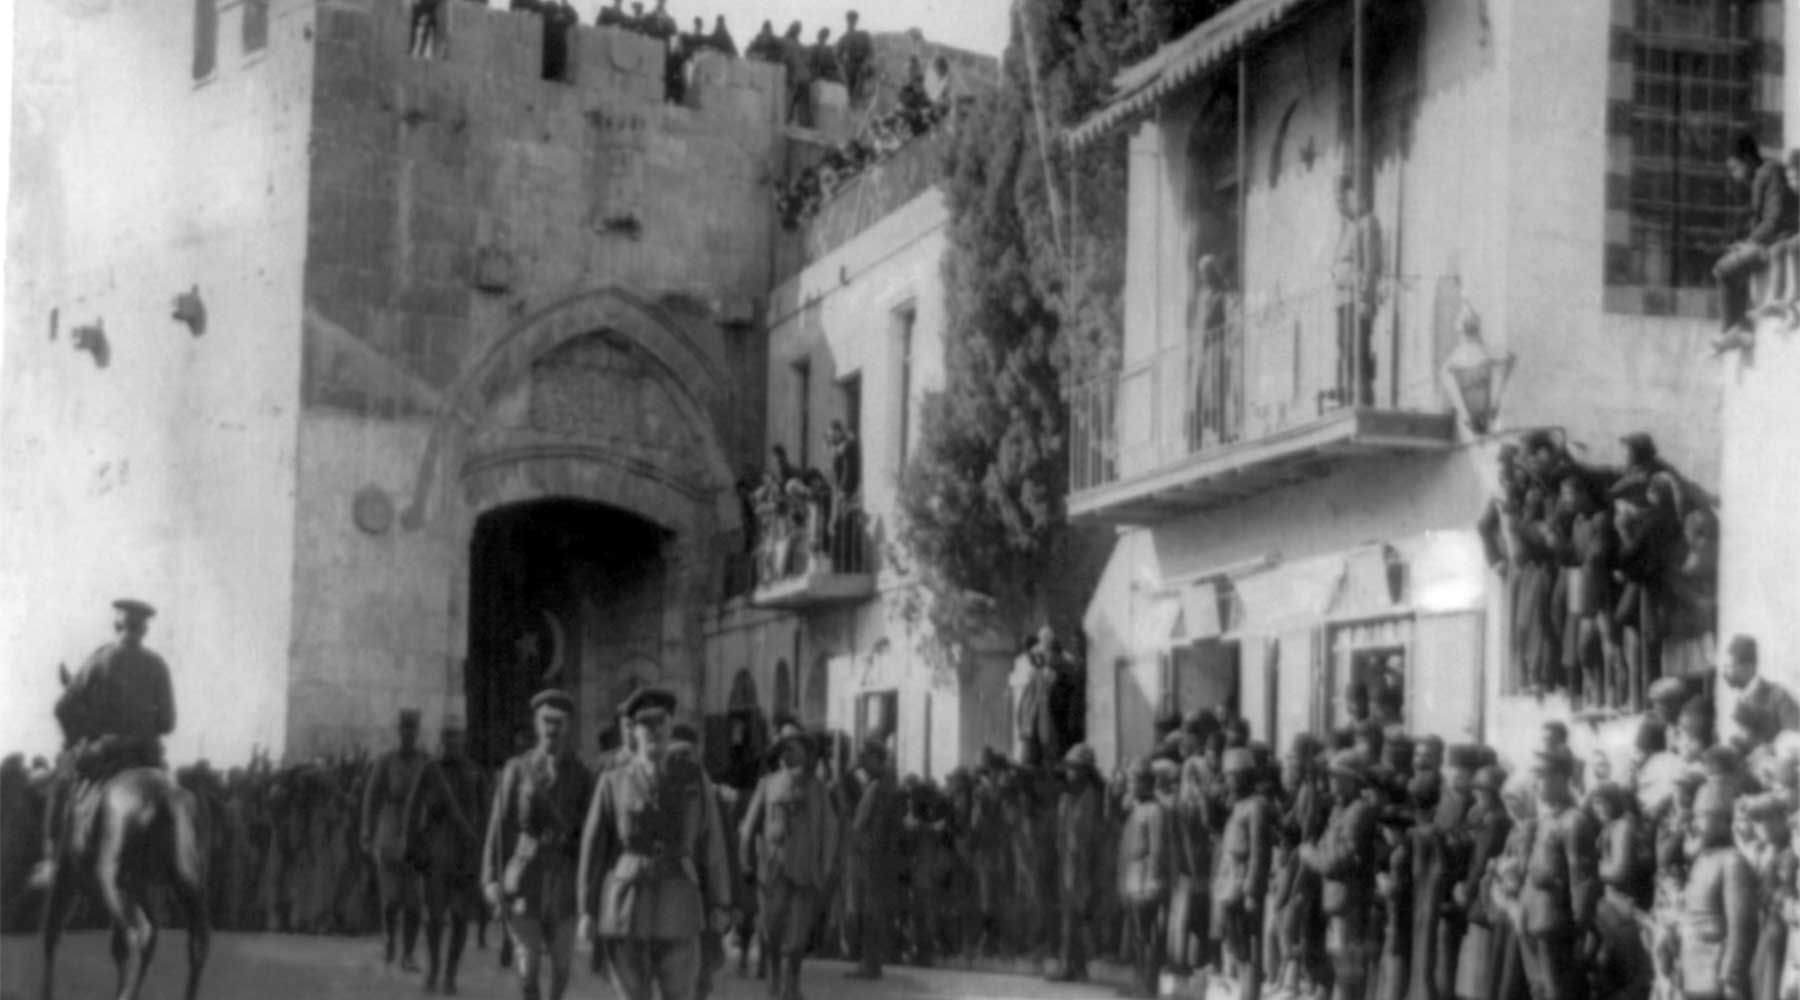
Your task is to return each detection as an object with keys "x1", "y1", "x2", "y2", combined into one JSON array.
[{"x1": 465, "y1": 498, "x2": 668, "y2": 767}]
